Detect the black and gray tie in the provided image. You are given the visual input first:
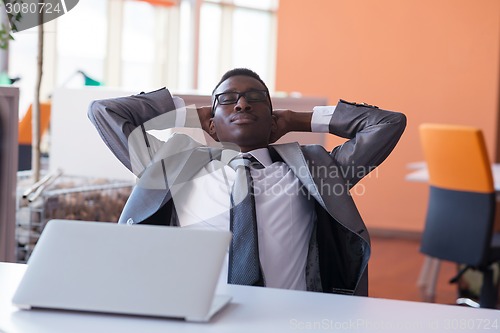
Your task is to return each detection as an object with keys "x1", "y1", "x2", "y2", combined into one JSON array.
[{"x1": 227, "y1": 156, "x2": 264, "y2": 286}]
